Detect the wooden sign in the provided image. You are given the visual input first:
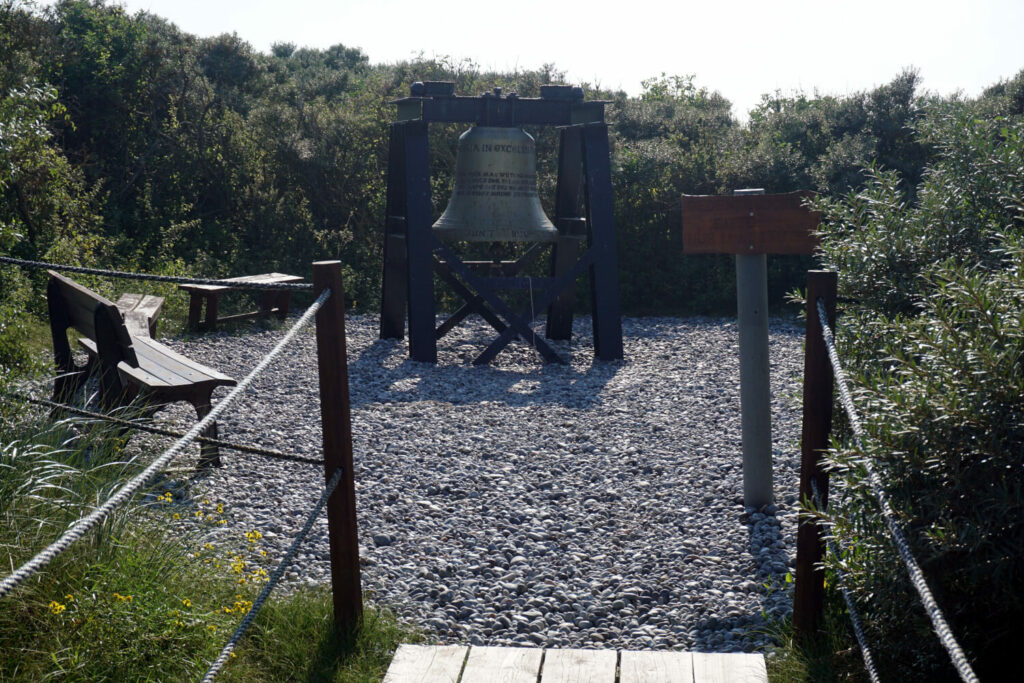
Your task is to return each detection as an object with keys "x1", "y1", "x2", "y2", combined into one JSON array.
[{"x1": 682, "y1": 190, "x2": 820, "y2": 255}]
